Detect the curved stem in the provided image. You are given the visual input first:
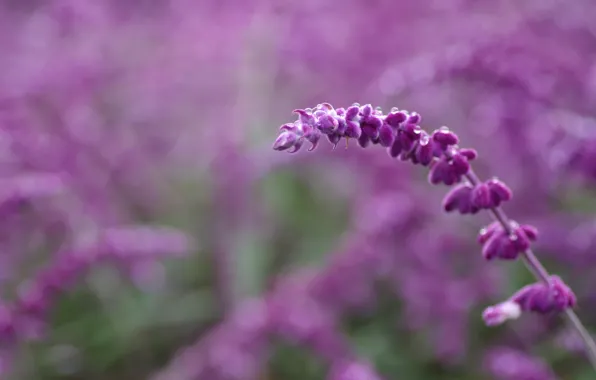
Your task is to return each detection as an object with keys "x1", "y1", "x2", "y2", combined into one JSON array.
[{"x1": 465, "y1": 170, "x2": 596, "y2": 370}]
